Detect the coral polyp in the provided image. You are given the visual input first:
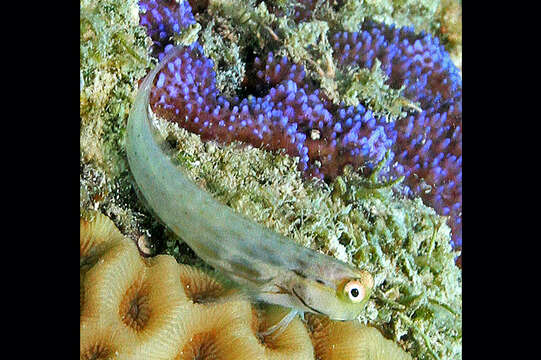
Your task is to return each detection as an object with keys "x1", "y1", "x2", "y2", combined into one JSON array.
[
  {"x1": 177, "y1": 264, "x2": 238, "y2": 304},
  {"x1": 150, "y1": 44, "x2": 393, "y2": 179},
  {"x1": 80, "y1": 318, "x2": 128, "y2": 360},
  {"x1": 330, "y1": 21, "x2": 462, "y2": 246},
  {"x1": 172, "y1": 300, "x2": 260, "y2": 360},
  {"x1": 139, "y1": 0, "x2": 196, "y2": 58}
]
